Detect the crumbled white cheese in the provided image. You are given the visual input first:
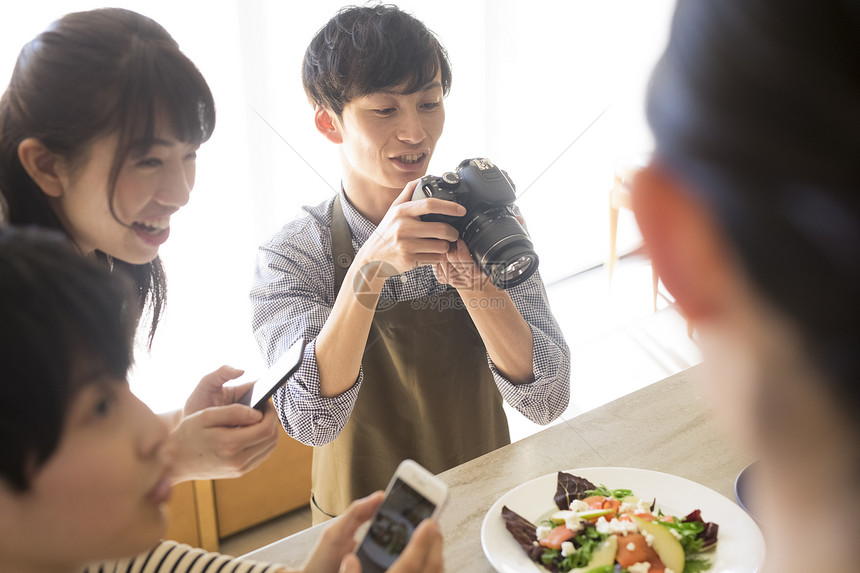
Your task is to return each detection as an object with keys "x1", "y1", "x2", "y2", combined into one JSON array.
[
  {"x1": 644, "y1": 532, "x2": 655, "y2": 547},
  {"x1": 669, "y1": 527, "x2": 683, "y2": 540},
  {"x1": 619, "y1": 501, "x2": 637, "y2": 514},
  {"x1": 637, "y1": 498, "x2": 654, "y2": 512},
  {"x1": 561, "y1": 541, "x2": 576, "y2": 557},
  {"x1": 569, "y1": 499, "x2": 589, "y2": 512},
  {"x1": 627, "y1": 562, "x2": 652, "y2": 573},
  {"x1": 535, "y1": 525, "x2": 552, "y2": 541},
  {"x1": 626, "y1": 541, "x2": 637, "y2": 551},
  {"x1": 564, "y1": 515, "x2": 585, "y2": 533},
  {"x1": 665, "y1": 569, "x2": 676, "y2": 573},
  {"x1": 595, "y1": 516, "x2": 640, "y2": 535}
]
